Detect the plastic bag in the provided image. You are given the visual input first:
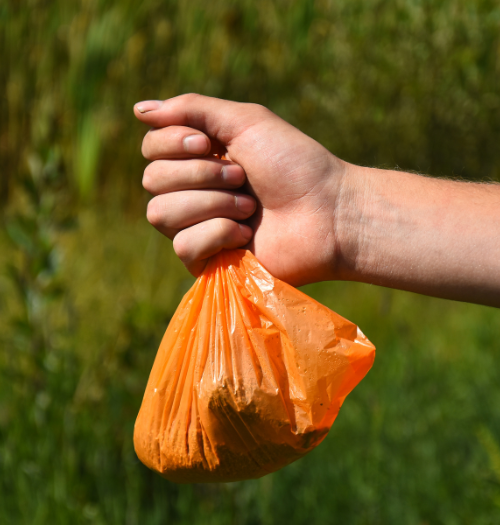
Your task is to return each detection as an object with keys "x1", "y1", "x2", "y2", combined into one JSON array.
[{"x1": 134, "y1": 250, "x2": 375, "y2": 483}]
